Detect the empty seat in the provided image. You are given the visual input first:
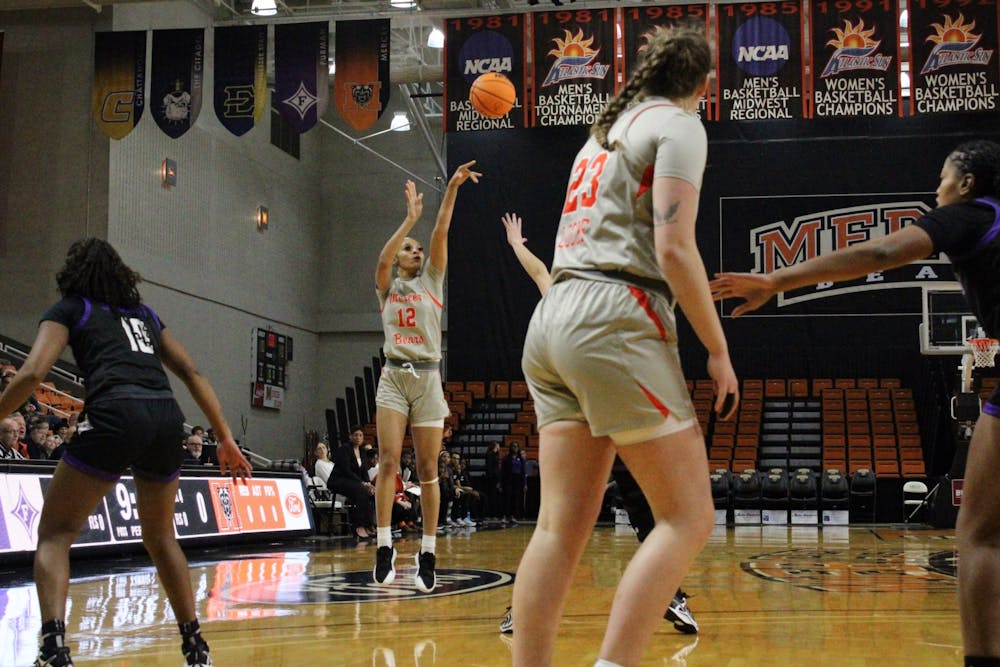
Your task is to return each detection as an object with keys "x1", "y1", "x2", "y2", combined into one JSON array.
[
  {"x1": 490, "y1": 381, "x2": 510, "y2": 398},
  {"x1": 849, "y1": 468, "x2": 876, "y2": 521},
  {"x1": 765, "y1": 379, "x2": 786, "y2": 397}
]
